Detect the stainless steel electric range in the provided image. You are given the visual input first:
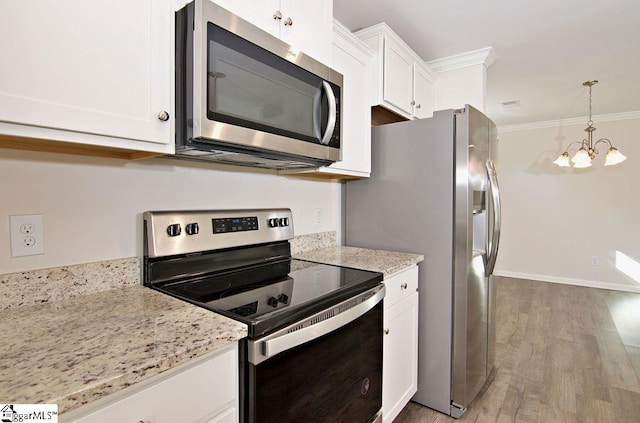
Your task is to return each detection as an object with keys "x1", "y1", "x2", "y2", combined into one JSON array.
[{"x1": 143, "y1": 208, "x2": 384, "y2": 423}]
